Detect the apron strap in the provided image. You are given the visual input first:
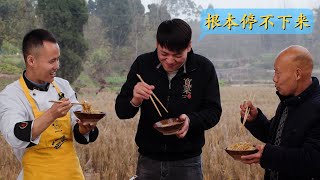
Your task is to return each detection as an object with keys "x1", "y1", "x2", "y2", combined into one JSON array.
[
  {"x1": 19, "y1": 76, "x2": 64, "y2": 115},
  {"x1": 52, "y1": 81, "x2": 64, "y2": 100},
  {"x1": 19, "y1": 76, "x2": 39, "y2": 115}
]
